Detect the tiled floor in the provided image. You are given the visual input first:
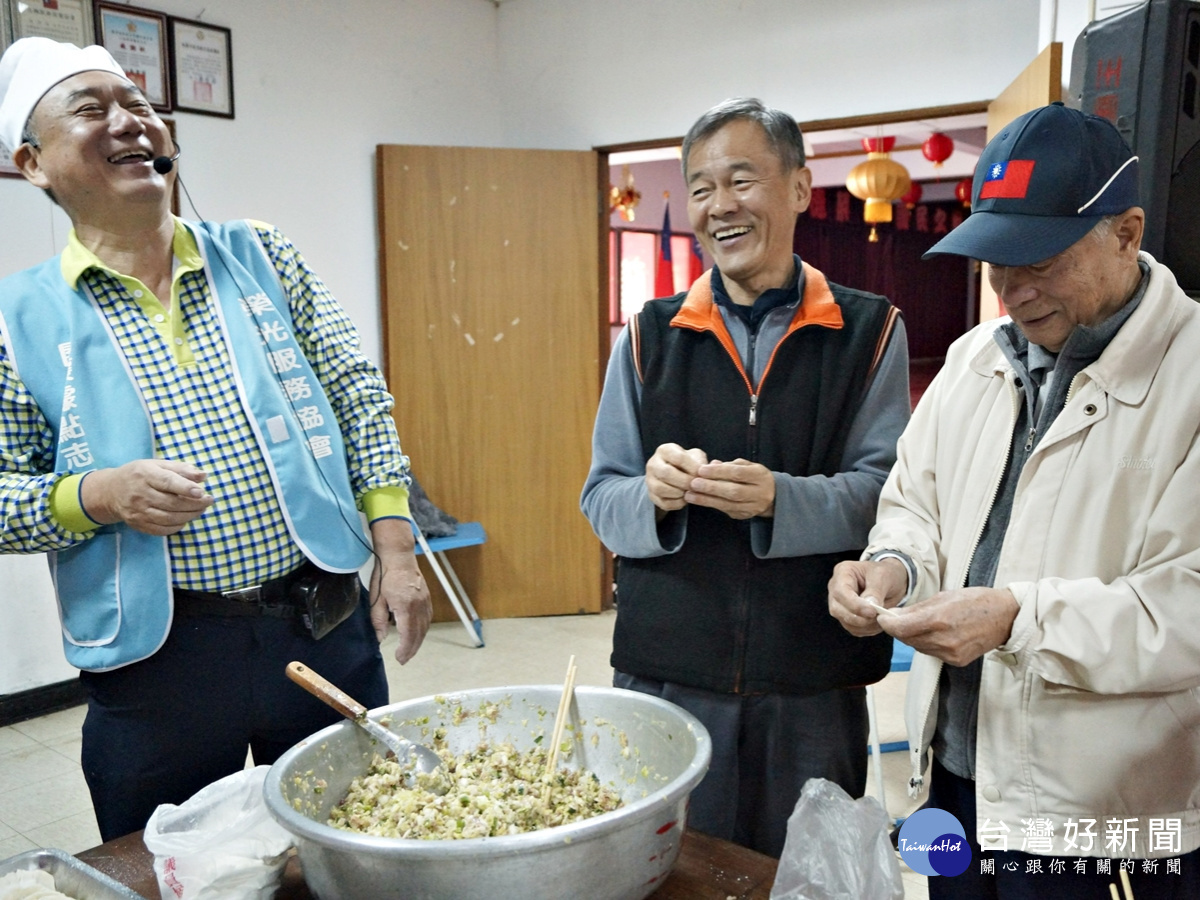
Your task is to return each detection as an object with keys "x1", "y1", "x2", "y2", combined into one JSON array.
[{"x1": 0, "y1": 610, "x2": 927, "y2": 897}]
